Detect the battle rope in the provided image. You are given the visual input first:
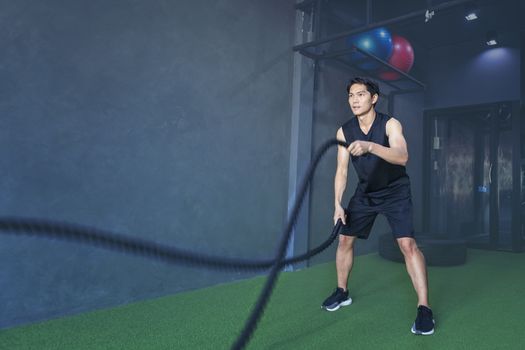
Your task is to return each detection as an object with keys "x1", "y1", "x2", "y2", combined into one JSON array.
[
  {"x1": 231, "y1": 139, "x2": 346, "y2": 350},
  {"x1": 0, "y1": 217, "x2": 341, "y2": 272},
  {"x1": 0, "y1": 138, "x2": 348, "y2": 349}
]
